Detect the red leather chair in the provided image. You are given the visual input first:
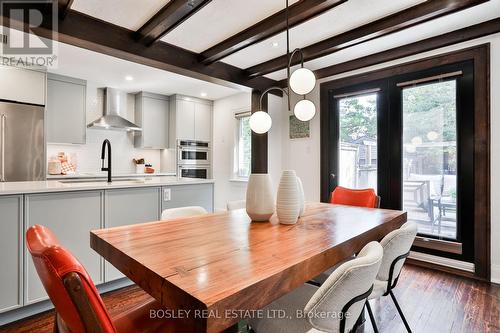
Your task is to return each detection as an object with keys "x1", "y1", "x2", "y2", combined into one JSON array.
[
  {"x1": 26, "y1": 224, "x2": 172, "y2": 333},
  {"x1": 330, "y1": 186, "x2": 380, "y2": 208}
]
